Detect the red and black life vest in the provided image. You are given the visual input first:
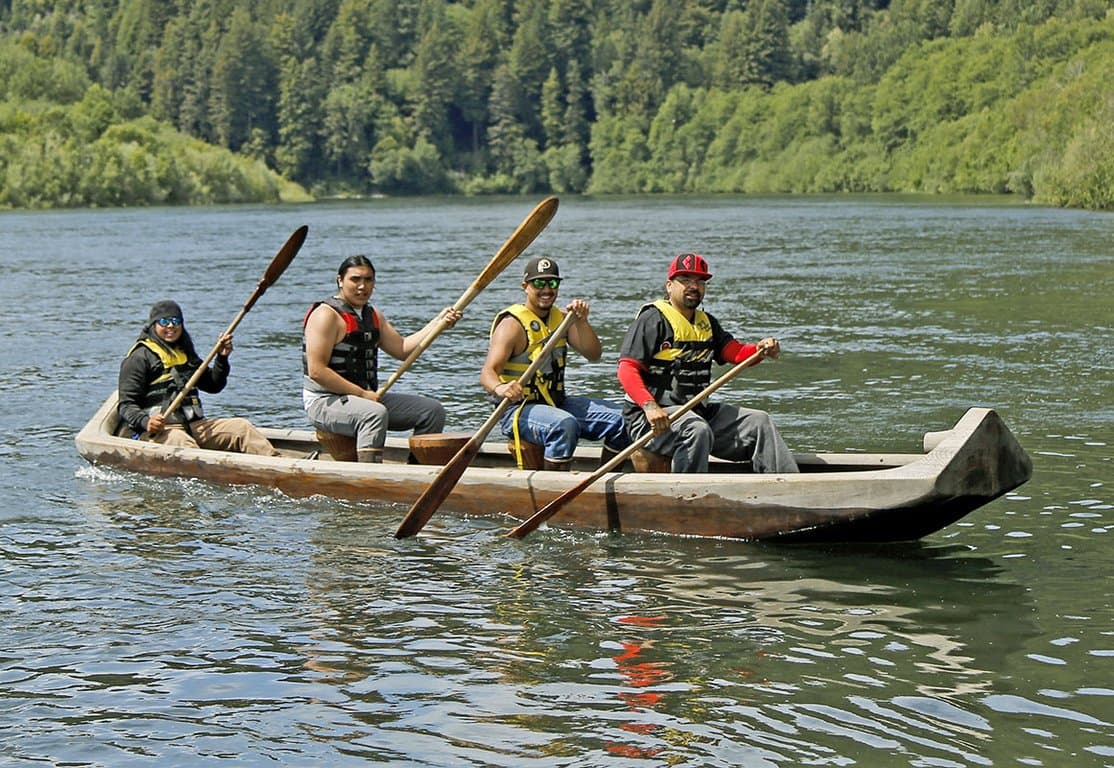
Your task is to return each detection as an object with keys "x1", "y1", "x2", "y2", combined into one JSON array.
[{"x1": 302, "y1": 297, "x2": 380, "y2": 392}]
